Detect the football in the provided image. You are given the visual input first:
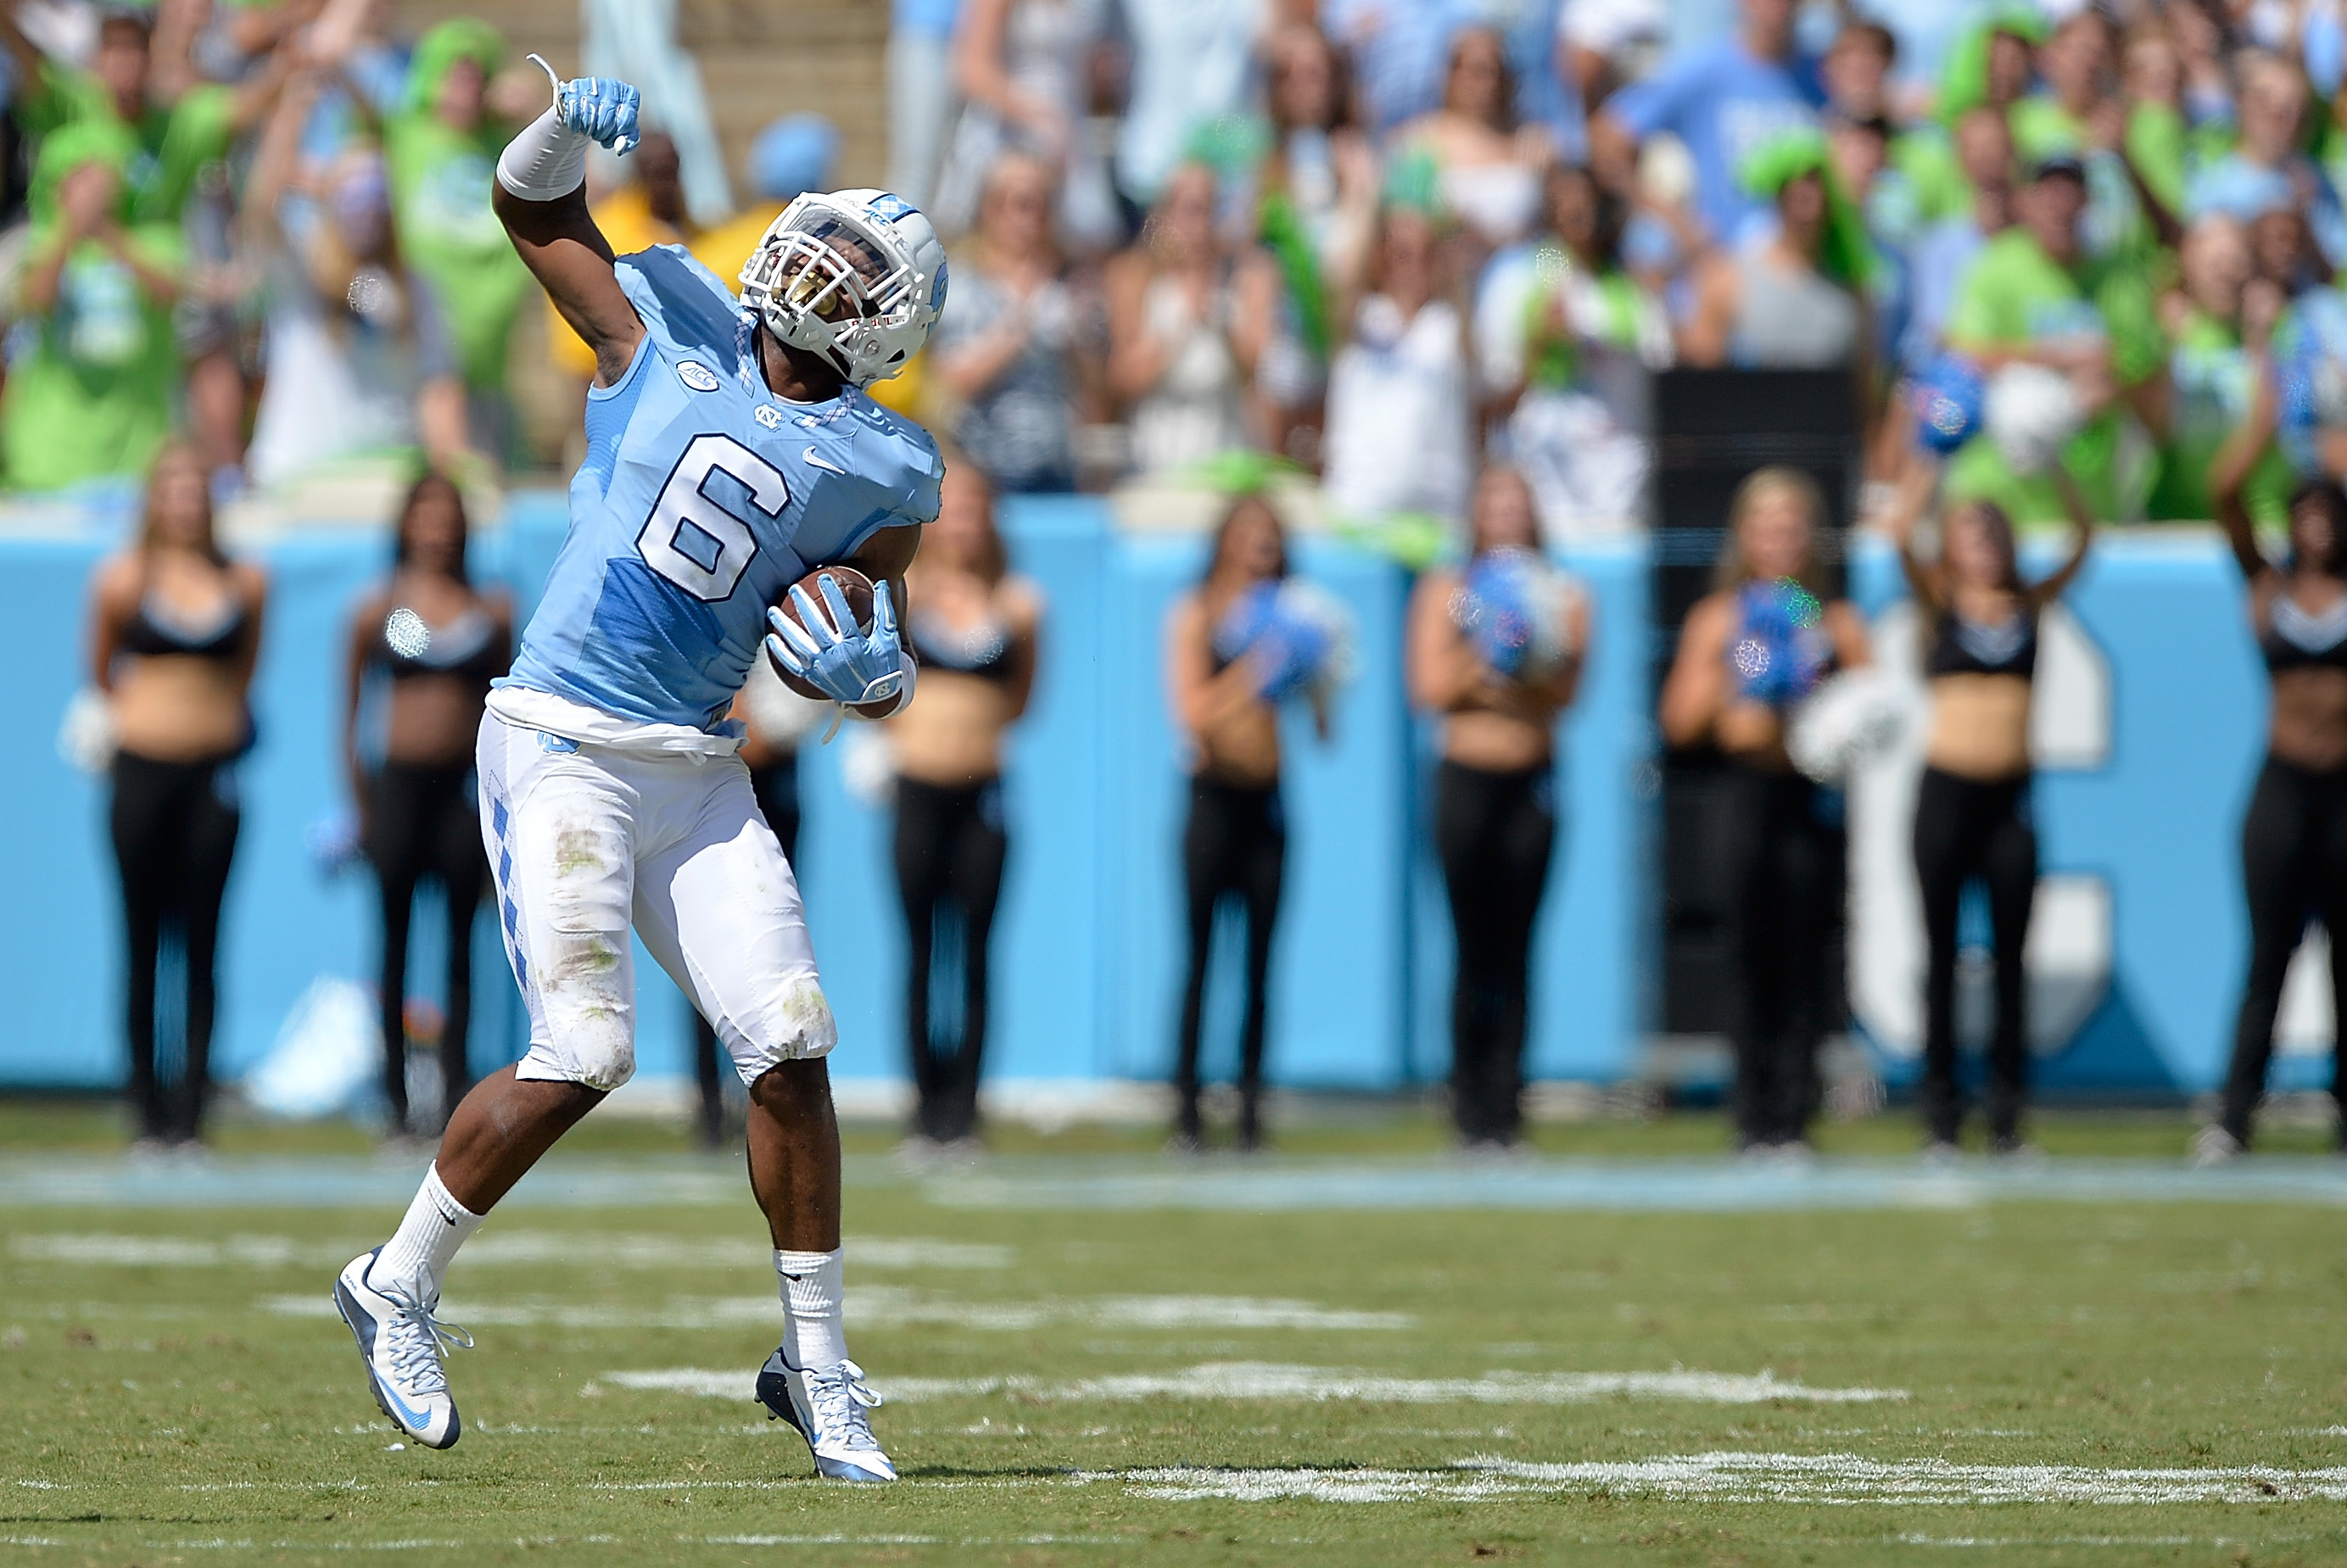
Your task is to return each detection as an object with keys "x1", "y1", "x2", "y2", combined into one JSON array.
[{"x1": 768, "y1": 564, "x2": 879, "y2": 701}]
